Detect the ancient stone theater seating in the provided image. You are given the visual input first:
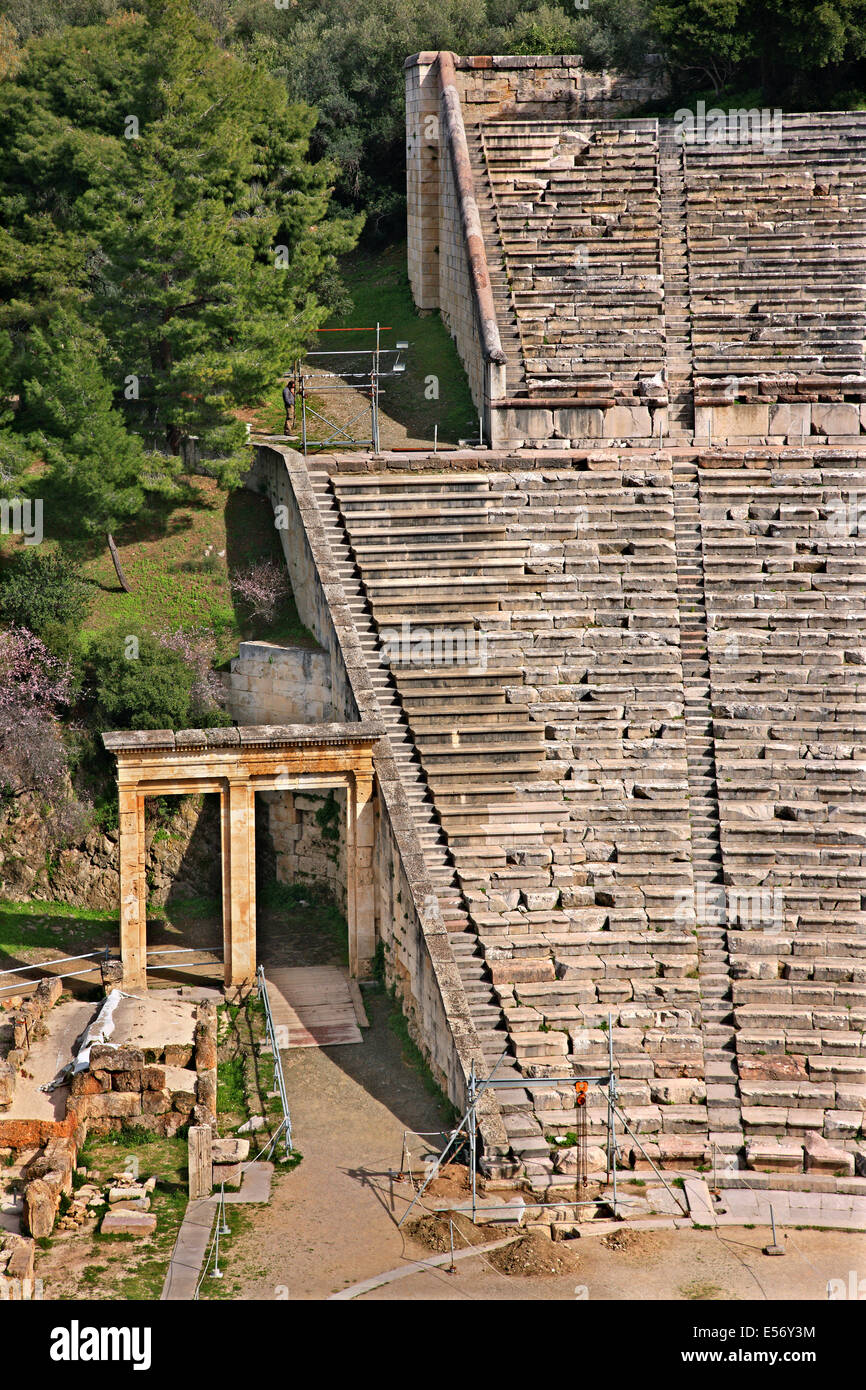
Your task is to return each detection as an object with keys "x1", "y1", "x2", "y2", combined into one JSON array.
[
  {"x1": 267, "y1": 55, "x2": 866, "y2": 1184},
  {"x1": 685, "y1": 117, "x2": 866, "y2": 443}
]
